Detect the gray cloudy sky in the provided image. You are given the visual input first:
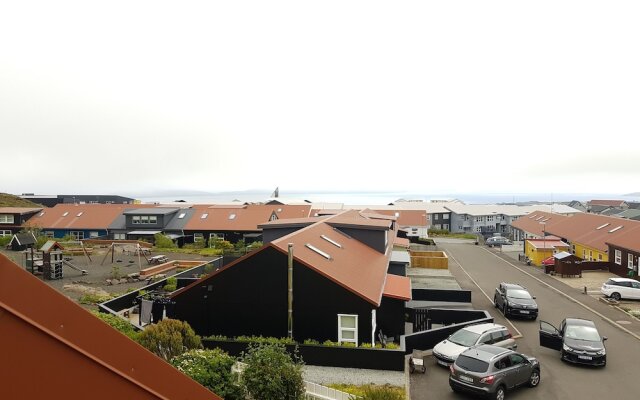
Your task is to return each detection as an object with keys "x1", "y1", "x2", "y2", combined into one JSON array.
[{"x1": 1, "y1": 1, "x2": 639, "y2": 197}]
